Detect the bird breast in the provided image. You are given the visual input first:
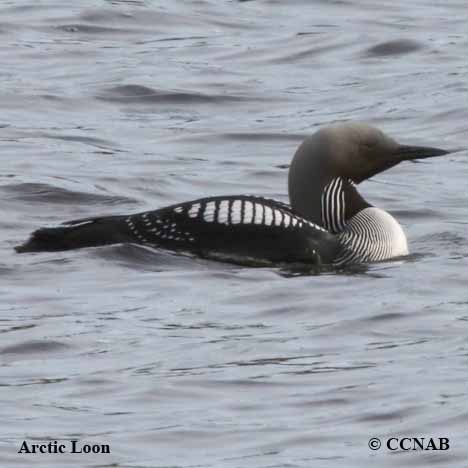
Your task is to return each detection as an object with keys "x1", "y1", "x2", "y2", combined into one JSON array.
[{"x1": 334, "y1": 207, "x2": 409, "y2": 265}]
